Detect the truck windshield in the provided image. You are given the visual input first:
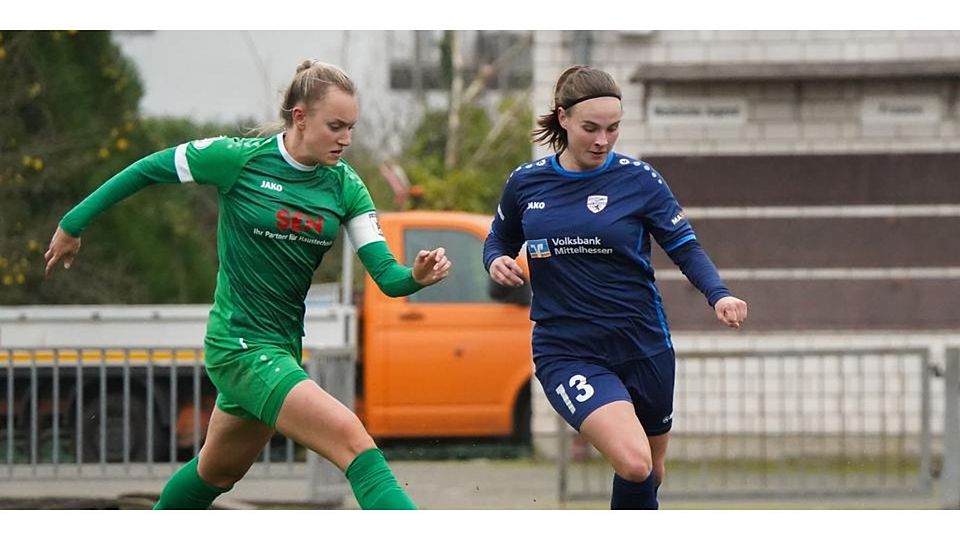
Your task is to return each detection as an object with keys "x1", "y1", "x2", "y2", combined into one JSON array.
[{"x1": 404, "y1": 228, "x2": 494, "y2": 304}]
